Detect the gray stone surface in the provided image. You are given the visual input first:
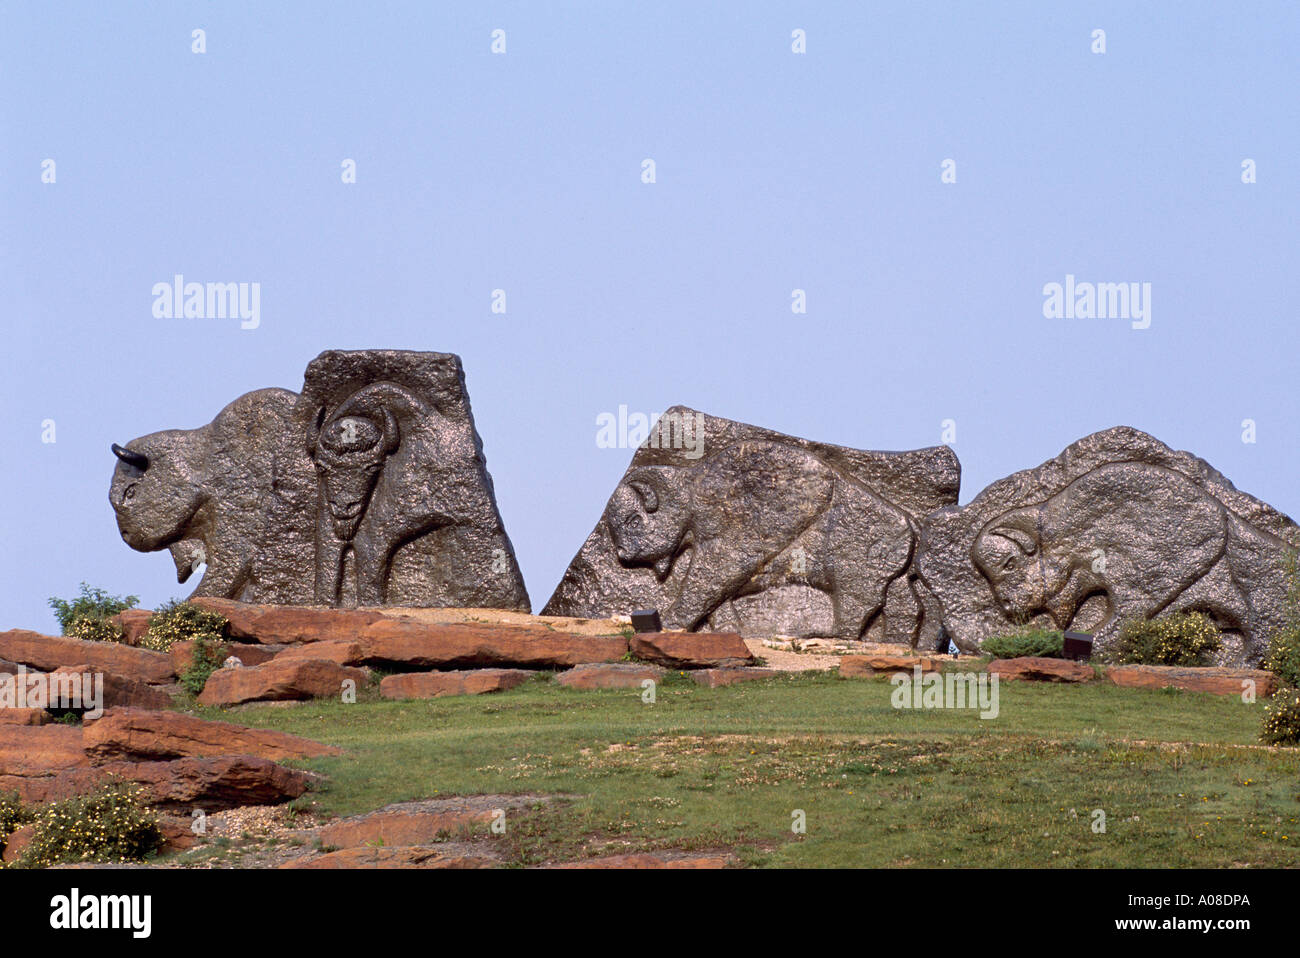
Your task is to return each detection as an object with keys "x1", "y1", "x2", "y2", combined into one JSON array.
[
  {"x1": 917, "y1": 426, "x2": 1300, "y2": 665},
  {"x1": 110, "y1": 350, "x2": 530, "y2": 610},
  {"x1": 542, "y1": 406, "x2": 960, "y2": 645}
]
